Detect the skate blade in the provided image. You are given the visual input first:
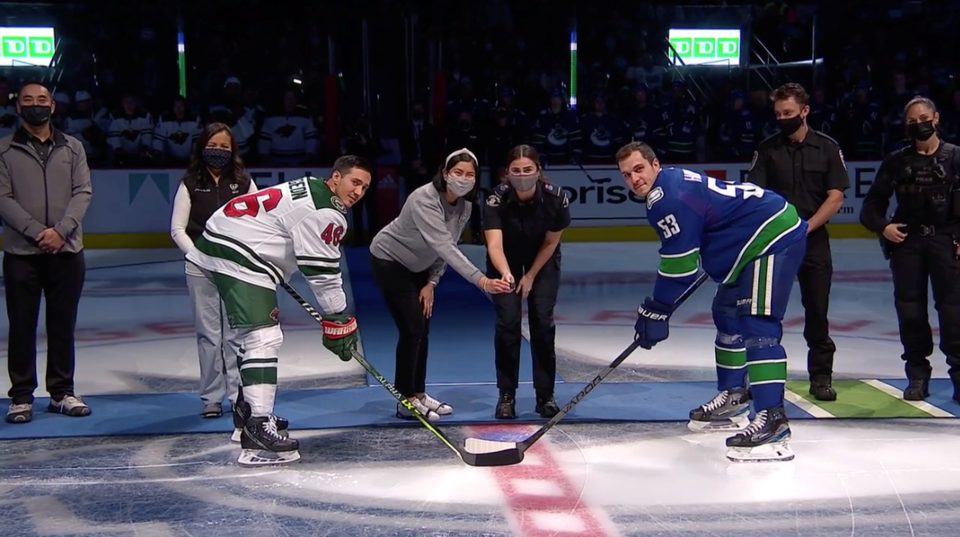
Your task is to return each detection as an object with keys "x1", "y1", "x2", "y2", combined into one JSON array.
[
  {"x1": 238, "y1": 449, "x2": 301, "y2": 468},
  {"x1": 725, "y1": 442, "x2": 794, "y2": 463},
  {"x1": 687, "y1": 415, "x2": 749, "y2": 433}
]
